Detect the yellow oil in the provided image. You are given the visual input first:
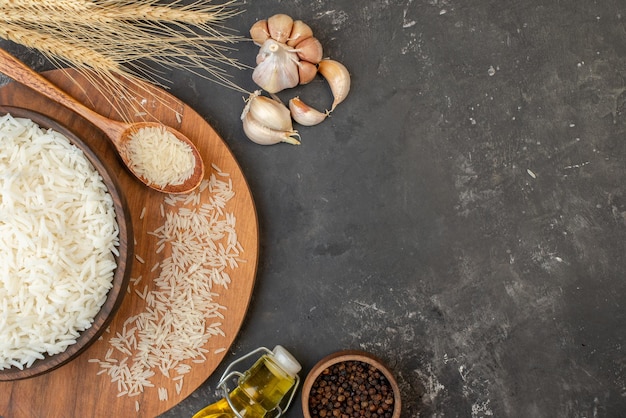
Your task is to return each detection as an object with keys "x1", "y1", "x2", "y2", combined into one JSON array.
[{"x1": 192, "y1": 355, "x2": 297, "y2": 418}]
